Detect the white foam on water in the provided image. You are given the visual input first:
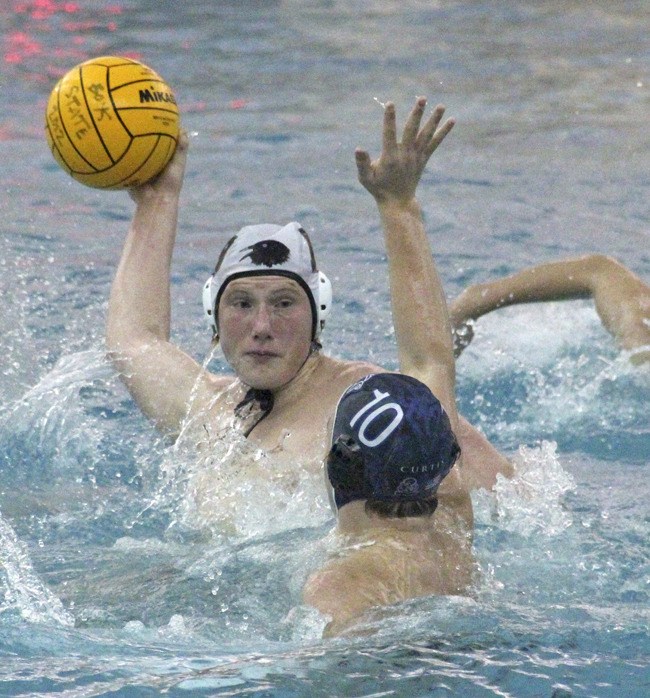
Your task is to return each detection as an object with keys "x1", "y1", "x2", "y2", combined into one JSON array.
[
  {"x1": 171, "y1": 430, "x2": 333, "y2": 539},
  {"x1": 473, "y1": 440, "x2": 576, "y2": 538},
  {"x1": 459, "y1": 302, "x2": 608, "y2": 378}
]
